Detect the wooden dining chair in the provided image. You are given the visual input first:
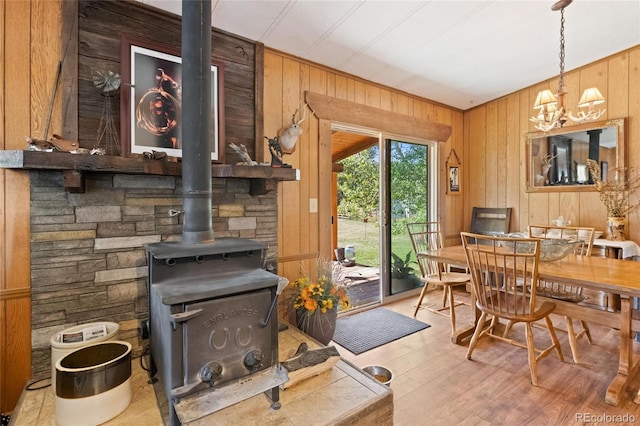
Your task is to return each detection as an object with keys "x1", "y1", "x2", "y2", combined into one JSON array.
[
  {"x1": 461, "y1": 232, "x2": 564, "y2": 386},
  {"x1": 526, "y1": 225, "x2": 595, "y2": 363},
  {"x1": 407, "y1": 222, "x2": 470, "y2": 334}
]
